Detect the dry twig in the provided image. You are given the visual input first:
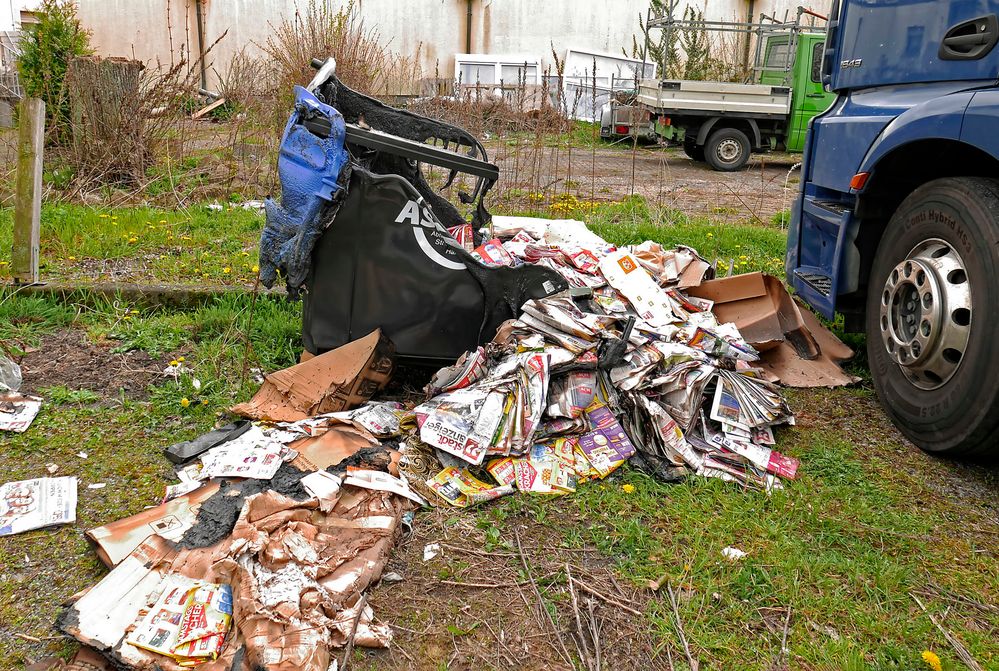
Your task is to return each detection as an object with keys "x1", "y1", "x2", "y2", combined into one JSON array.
[
  {"x1": 666, "y1": 581, "x2": 699, "y2": 671},
  {"x1": 514, "y1": 528, "x2": 574, "y2": 667},
  {"x1": 910, "y1": 593, "x2": 984, "y2": 671}
]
